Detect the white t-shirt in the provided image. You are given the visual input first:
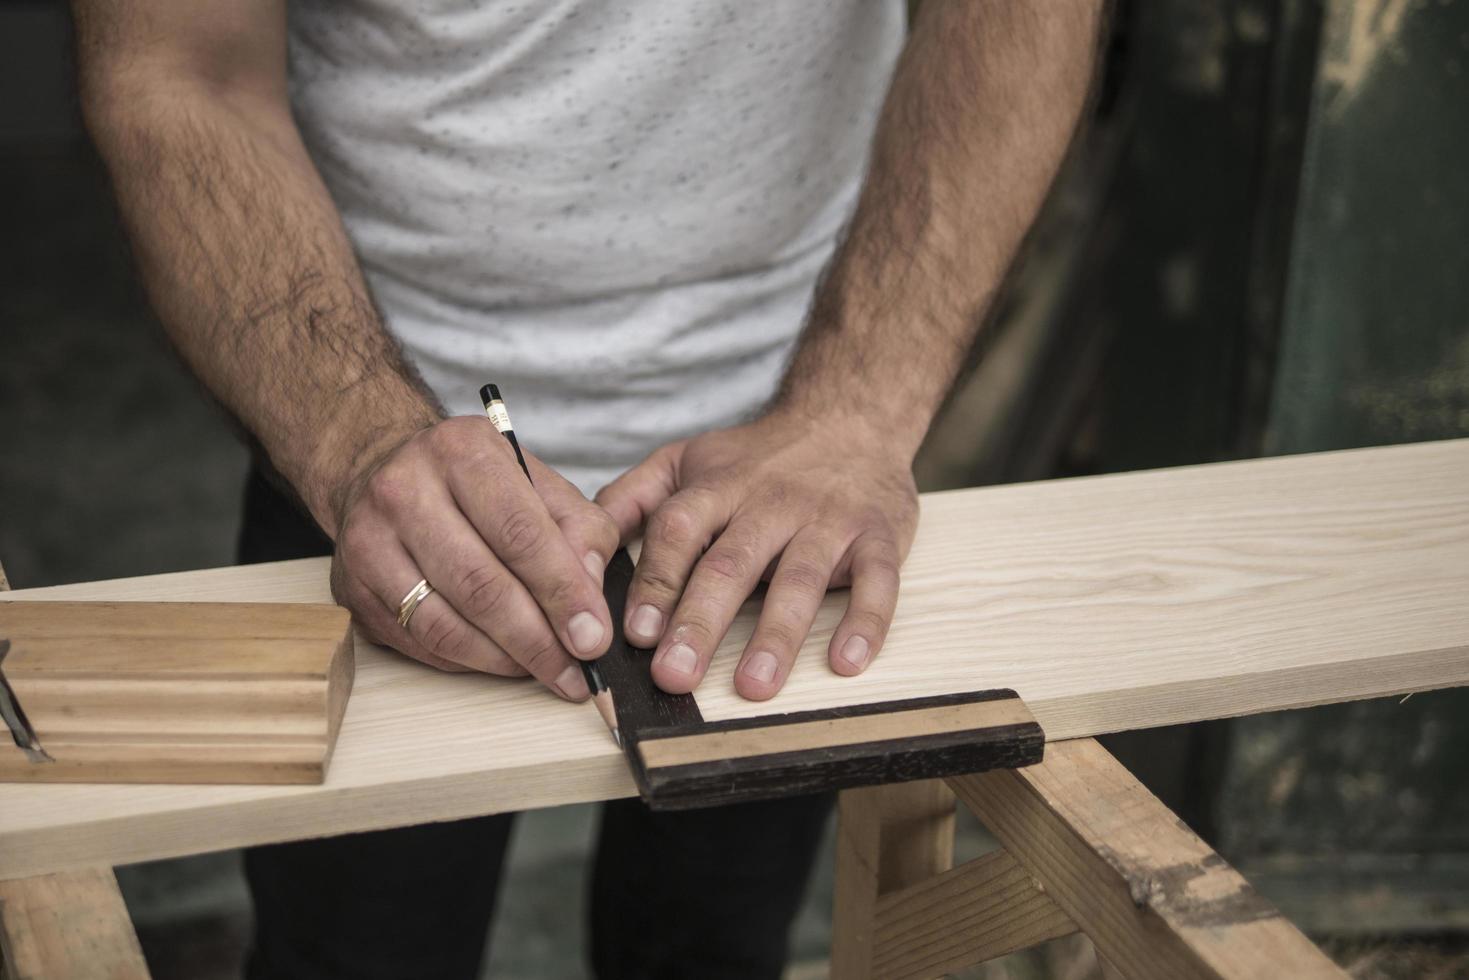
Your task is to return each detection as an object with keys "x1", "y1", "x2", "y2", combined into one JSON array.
[{"x1": 288, "y1": 0, "x2": 905, "y2": 494}]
